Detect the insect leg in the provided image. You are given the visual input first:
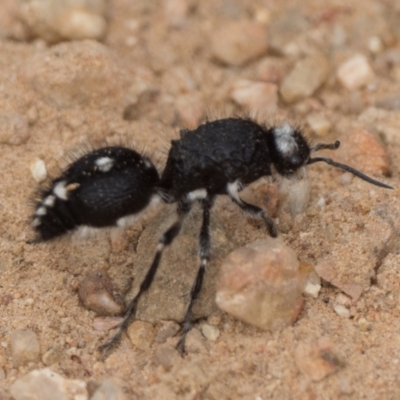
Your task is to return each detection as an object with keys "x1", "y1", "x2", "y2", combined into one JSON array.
[
  {"x1": 229, "y1": 195, "x2": 277, "y2": 238},
  {"x1": 99, "y1": 199, "x2": 193, "y2": 352},
  {"x1": 176, "y1": 196, "x2": 215, "y2": 355}
]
